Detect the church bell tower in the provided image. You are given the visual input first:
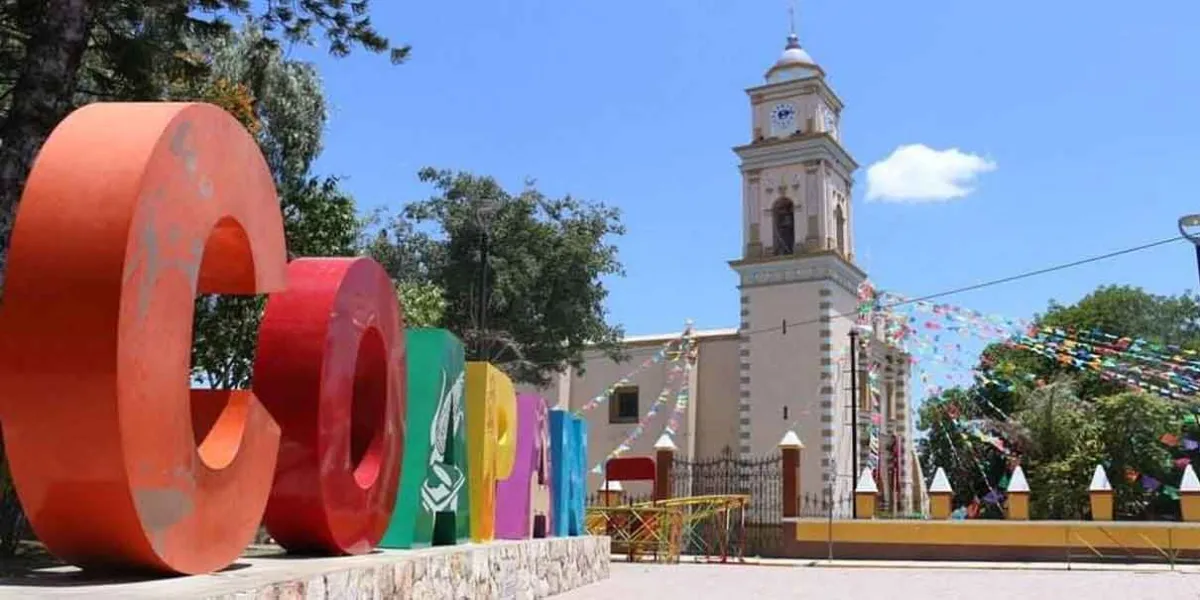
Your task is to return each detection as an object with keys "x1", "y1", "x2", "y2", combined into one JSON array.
[{"x1": 730, "y1": 29, "x2": 867, "y2": 506}]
